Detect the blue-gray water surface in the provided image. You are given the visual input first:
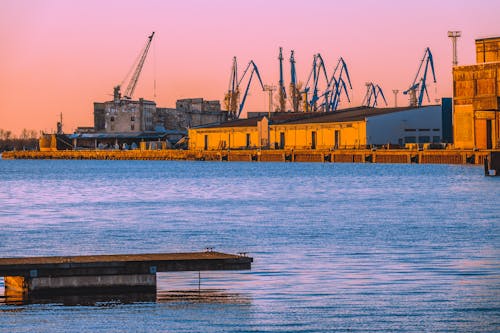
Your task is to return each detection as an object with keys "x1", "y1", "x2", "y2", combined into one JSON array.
[{"x1": 0, "y1": 160, "x2": 499, "y2": 332}]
